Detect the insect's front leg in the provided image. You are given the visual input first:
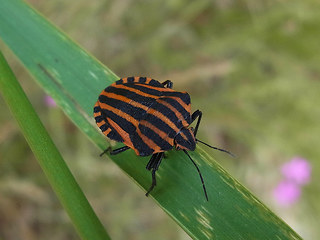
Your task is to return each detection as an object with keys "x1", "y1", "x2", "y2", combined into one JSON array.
[
  {"x1": 161, "y1": 80, "x2": 173, "y2": 89},
  {"x1": 190, "y1": 110, "x2": 202, "y2": 138}
]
